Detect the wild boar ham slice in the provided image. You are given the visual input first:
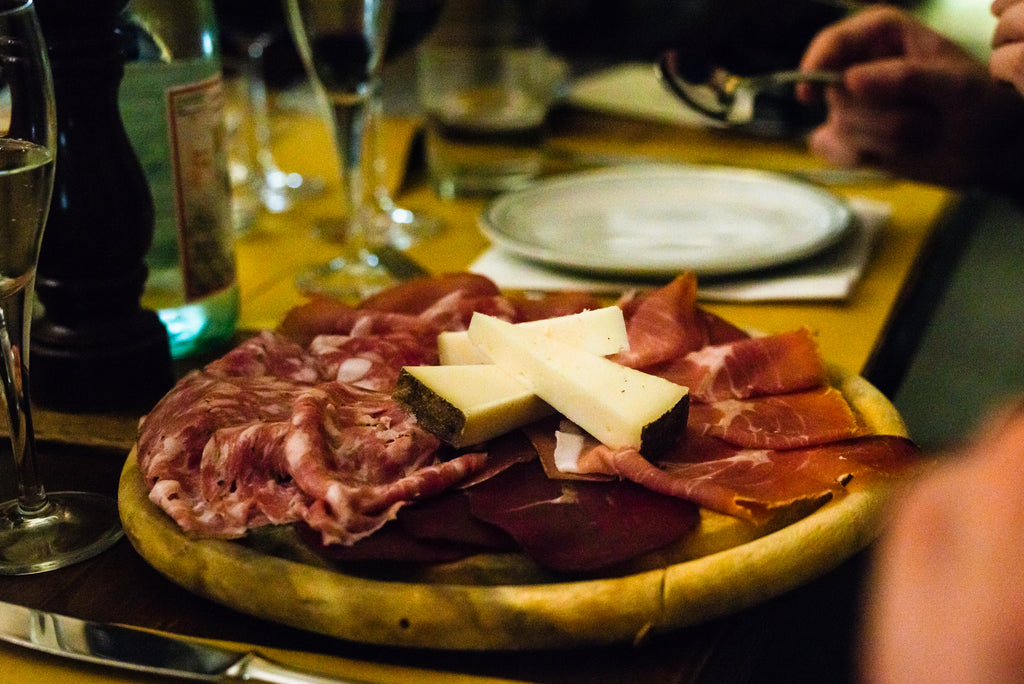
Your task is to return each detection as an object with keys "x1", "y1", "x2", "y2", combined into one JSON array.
[{"x1": 465, "y1": 459, "x2": 699, "y2": 573}]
